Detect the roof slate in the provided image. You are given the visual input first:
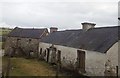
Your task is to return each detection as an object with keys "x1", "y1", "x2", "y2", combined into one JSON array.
[
  {"x1": 41, "y1": 26, "x2": 120, "y2": 53},
  {"x1": 8, "y1": 27, "x2": 48, "y2": 39}
]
